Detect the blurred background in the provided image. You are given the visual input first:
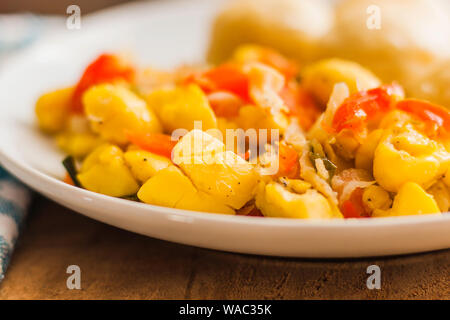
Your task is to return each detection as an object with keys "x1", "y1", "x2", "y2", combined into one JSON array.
[
  {"x1": 0, "y1": 0, "x2": 138, "y2": 14},
  {"x1": 0, "y1": 0, "x2": 448, "y2": 105}
]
